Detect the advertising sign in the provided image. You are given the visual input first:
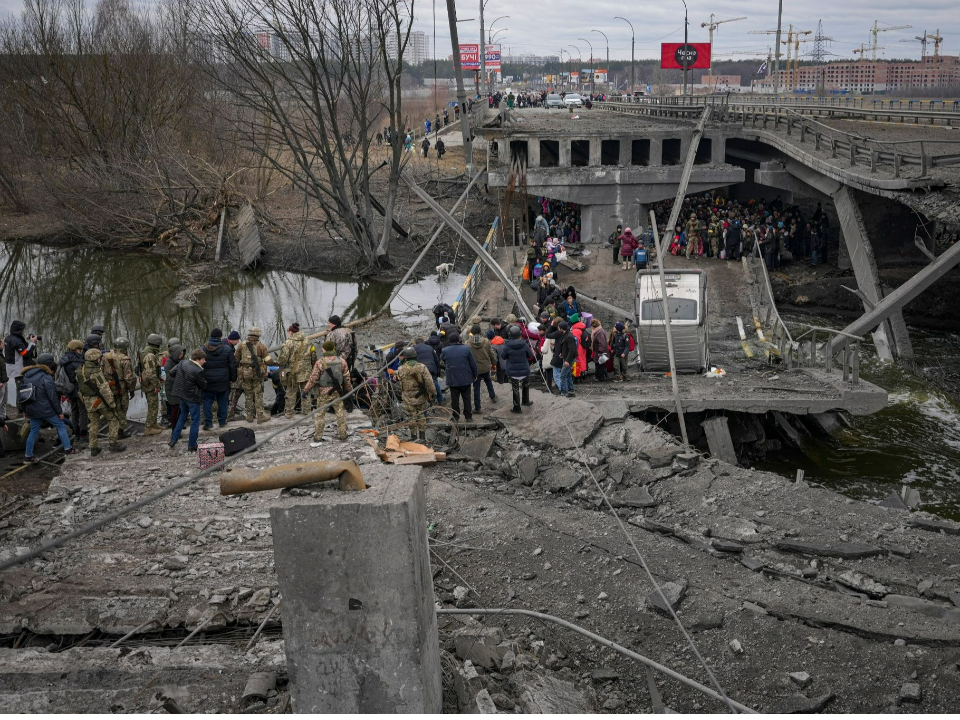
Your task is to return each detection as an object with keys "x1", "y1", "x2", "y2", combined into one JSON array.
[
  {"x1": 459, "y1": 44, "x2": 501, "y2": 71},
  {"x1": 660, "y1": 42, "x2": 711, "y2": 70}
]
